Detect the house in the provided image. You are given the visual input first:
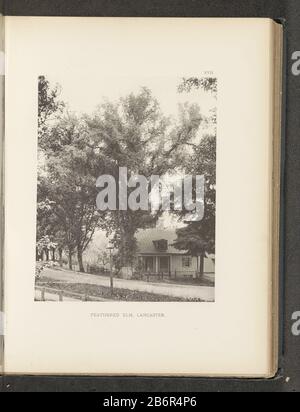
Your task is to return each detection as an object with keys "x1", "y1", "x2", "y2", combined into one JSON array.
[{"x1": 135, "y1": 228, "x2": 215, "y2": 279}]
